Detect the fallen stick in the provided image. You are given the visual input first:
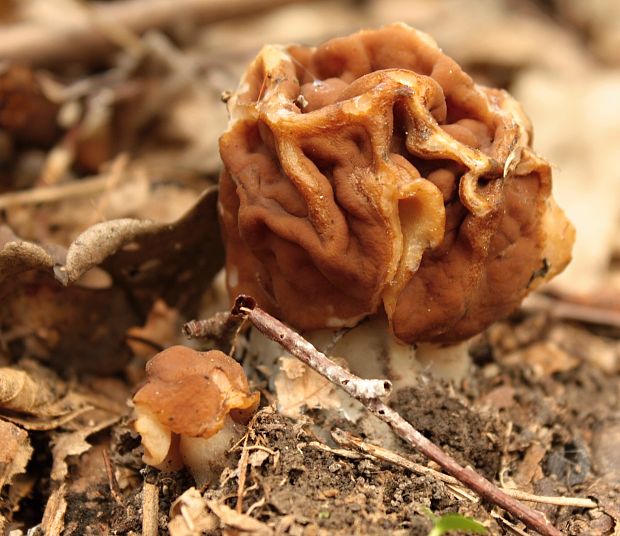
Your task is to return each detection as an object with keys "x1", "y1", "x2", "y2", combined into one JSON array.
[
  {"x1": 229, "y1": 295, "x2": 564, "y2": 536},
  {"x1": 142, "y1": 481, "x2": 159, "y2": 536},
  {"x1": 183, "y1": 311, "x2": 246, "y2": 354},
  {"x1": 0, "y1": 0, "x2": 308, "y2": 66},
  {"x1": 0, "y1": 174, "x2": 111, "y2": 210},
  {"x1": 524, "y1": 294, "x2": 620, "y2": 331},
  {"x1": 332, "y1": 429, "x2": 598, "y2": 509}
]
